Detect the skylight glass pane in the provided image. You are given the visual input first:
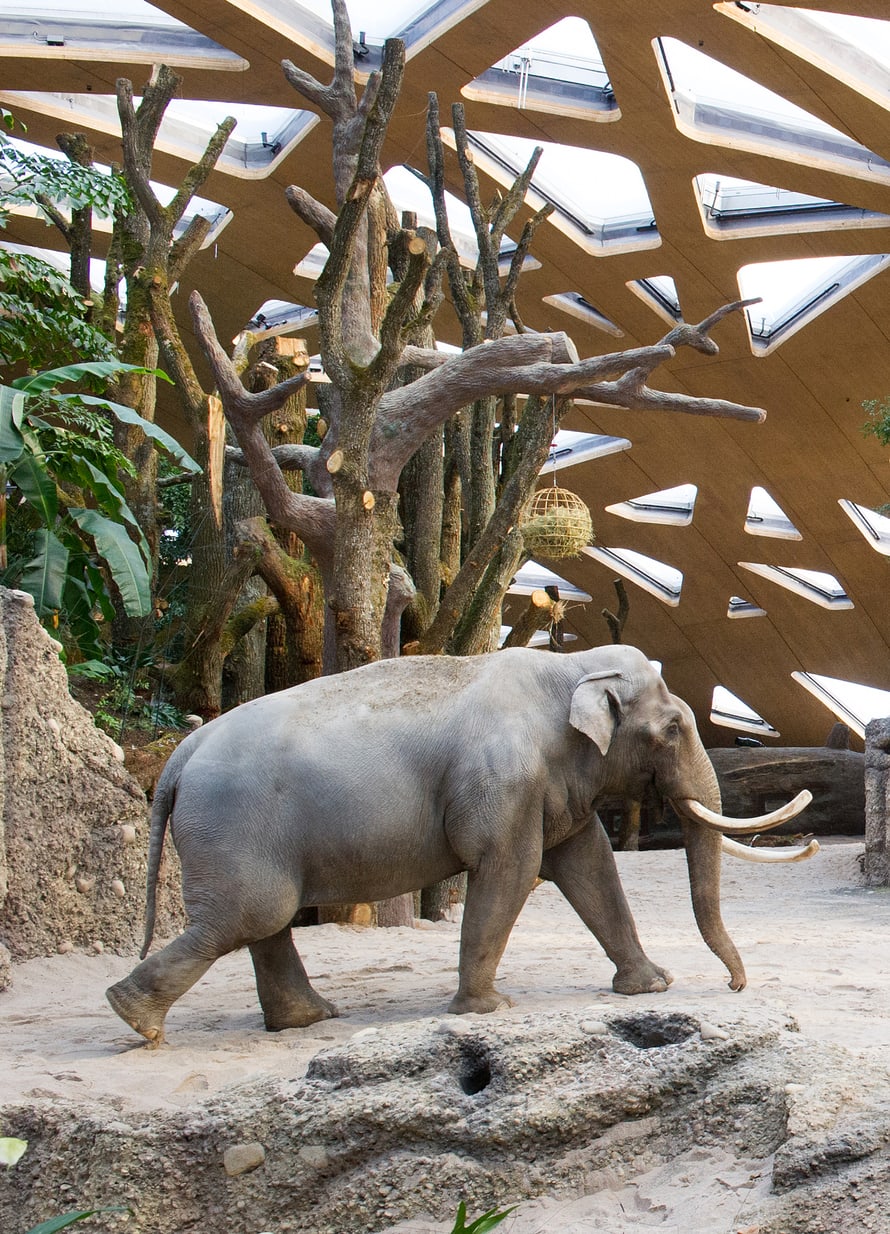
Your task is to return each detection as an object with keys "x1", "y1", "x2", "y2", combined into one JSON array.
[
  {"x1": 458, "y1": 131, "x2": 658, "y2": 257},
  {"x1": 727, "y1": 595, "x2": 767, "y2": 620},
  {"x1": 0, "y1": 91, "x2": 316, "y2": 178},
  {"x1": 237, "y1": 300, "x2": 319, "y2": 344},
  {"x1": 223, "y1": 0, "x2": 485, "y2": 66},
  {"x1": 541, "y1": 292, "x2": 624, "y2": 337},
  {"x1": 739, "y1": 563, "x2": 853, "y2": 610},
  {"x1": 717, "y1": 4, "x2": 890, "y2": 116},
  {"x1": 508, "y1": 561, "x2": 592, "y2": 602},
  {"x1": 542, "y1": 430, "x2": 631, "y2": 475},
  {"x1": 582, "y1": 546, "x2": 683, "y2": 606},
  {"x1": 499, "y1": 625, "x2": 577, "y2": 648},
  {"x1": 655, "y1": 36, "x2": 890, "y2": 185},
  {"x1": 838, "y1": 500, "x2": 890, "y2": 557},
  {"x1": 606, "y1": 484, "x2": 697, "y2": 526},
  {"x1": 694, "y1": 173, "x2": 890, "y2": 240},
  {"x1": 792, "y1": 671, "x2": 890, "y2": 739},
  {"x1": 628, "y1": 275, "x2": 682, "y2": 325},
  {"x1": 0, "y1": 0, "x2": 246, "y2": 68},
  {"x1": 463, "y1": 17, "x2": 618, "y2": 121},
  {"x1": 744, "y1": 487, "x2": 801, "y2": 540},
  {"x1": 711, "y1": 686, "x2": 780, "y2": 738},
  {"x1": 737, "y1": 254, "x2": 890, "y2": 356}
]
